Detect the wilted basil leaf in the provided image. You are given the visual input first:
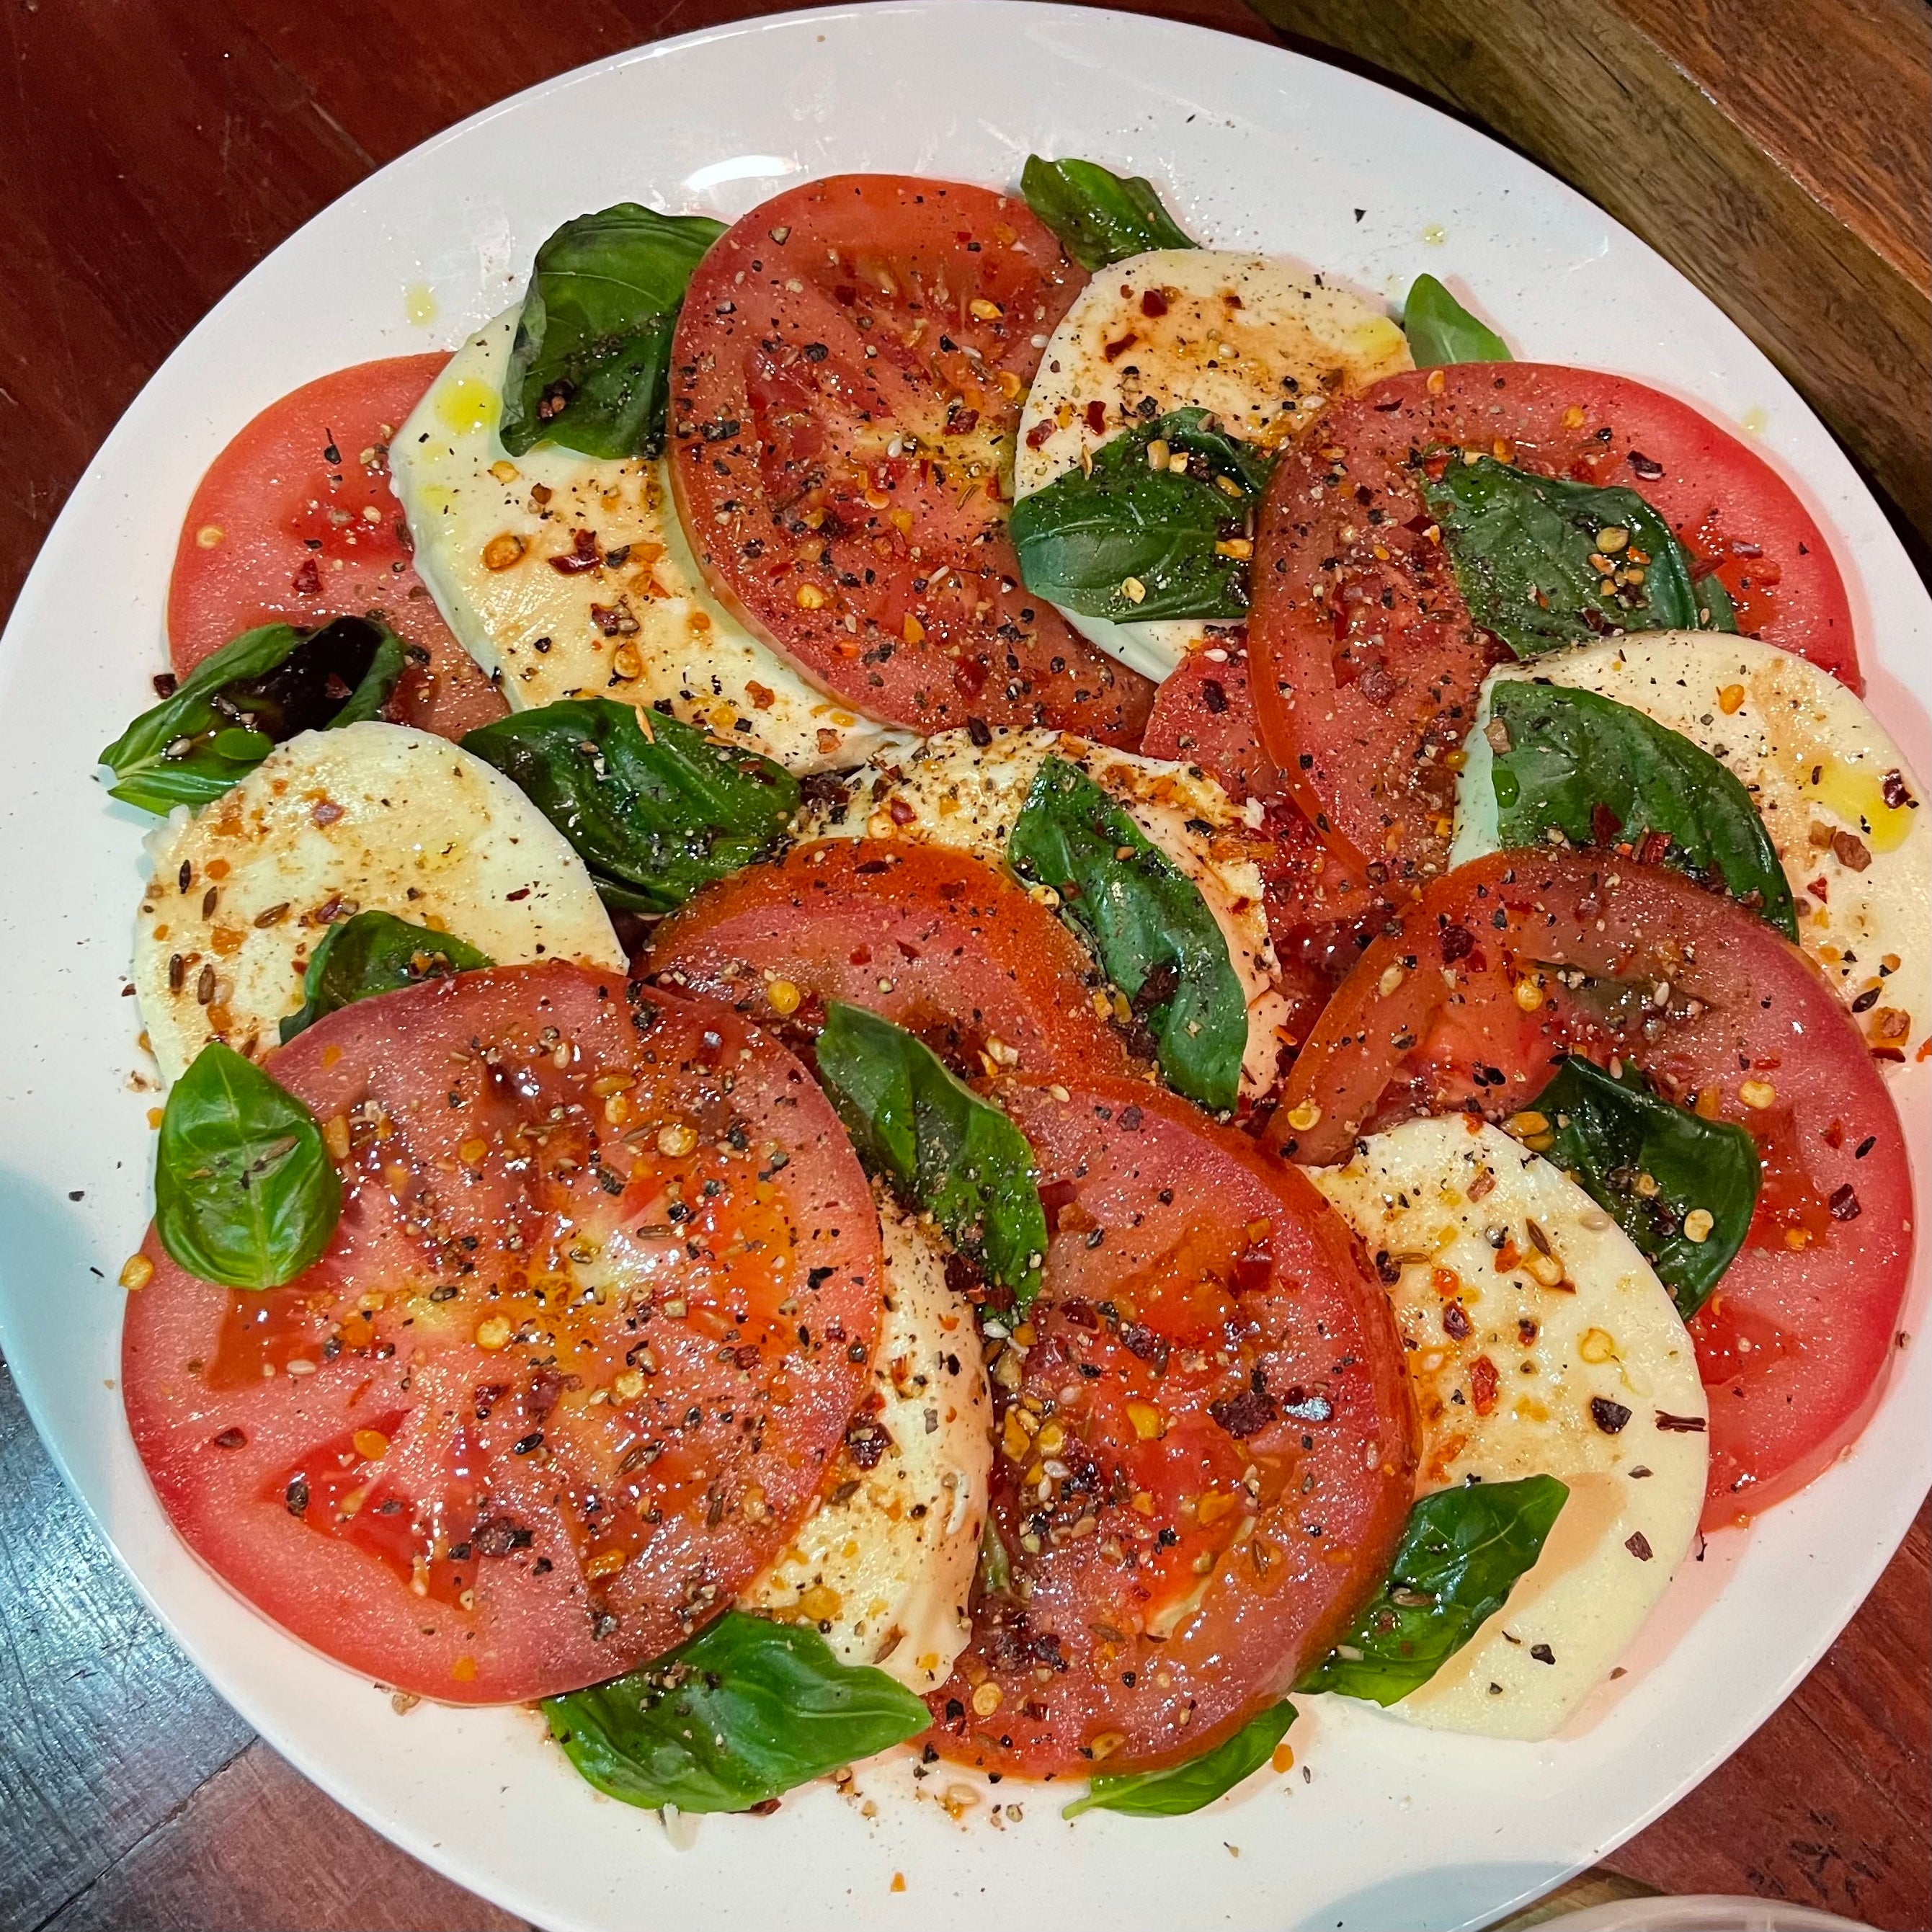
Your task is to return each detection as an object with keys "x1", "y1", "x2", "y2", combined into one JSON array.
[
  {"x1": 1421, "y1": 455, "x2": 1737, "y2": 659},
  {"x1": 499, "y1": 204, "x2": 726, "y2": 460},
  {"x1": 1008, "y1": 757, "x2": 1247, "y2": 1113},
  {"x1": 1020, "y1": 156, "x2": 1194, "y2": 271},
  {"x1": 543, "y1": 1611, "x2": 928, "y2": 1813},
  {"x1": 1299, "y1": 1476, "x2": 1567, "y2": 1705},
  {"x1": 1485, "y1": 682, "x2": 1797, "y2": 938},
  {"x1": 153, "y1": 1041, "x2": 343, "y2": 1290},
  {"x1": 1011, "y1": 408, "x2": 1274, "y2": 623},
  {"x1": 278, "y1": 911, "x2": 491, "y2": 1044},
  {"x1": 101, "y1": 618, "x2": 405, "y2": 815},
  {"x1": 1531, "y1": 1056, "x2": 1759, "y2": 1319},
  {"x1": 1402, "y1": 274, "x2": 1510, "y2": 367},
  {"x1": 462, "y1": 699, "x2": 798, "y2": 915},
  {"x1": 814, "y1": 1002, "x2": 1046, "y2": 1311},
  {"x1": 1063, "y1": 1701, "x2": 1294, "y2": 1819}
]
